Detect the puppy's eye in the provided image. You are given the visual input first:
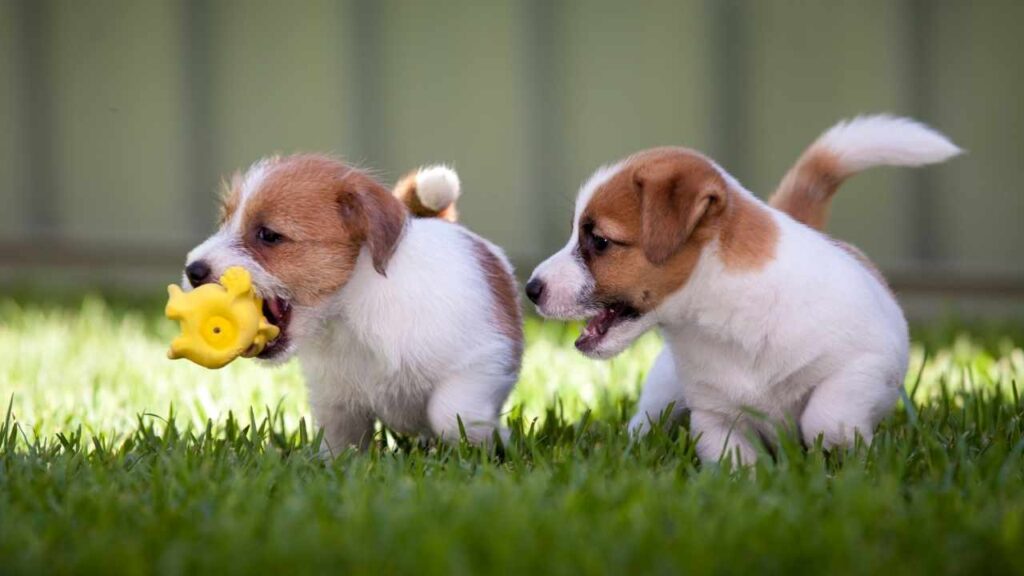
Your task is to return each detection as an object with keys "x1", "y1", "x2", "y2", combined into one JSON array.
[
  {"x1": 257, "y1": 226, "x2": 284, "y2": 245},
  {"x1": 592, "y1": 234, "x2": 610, "y2": 253}
]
